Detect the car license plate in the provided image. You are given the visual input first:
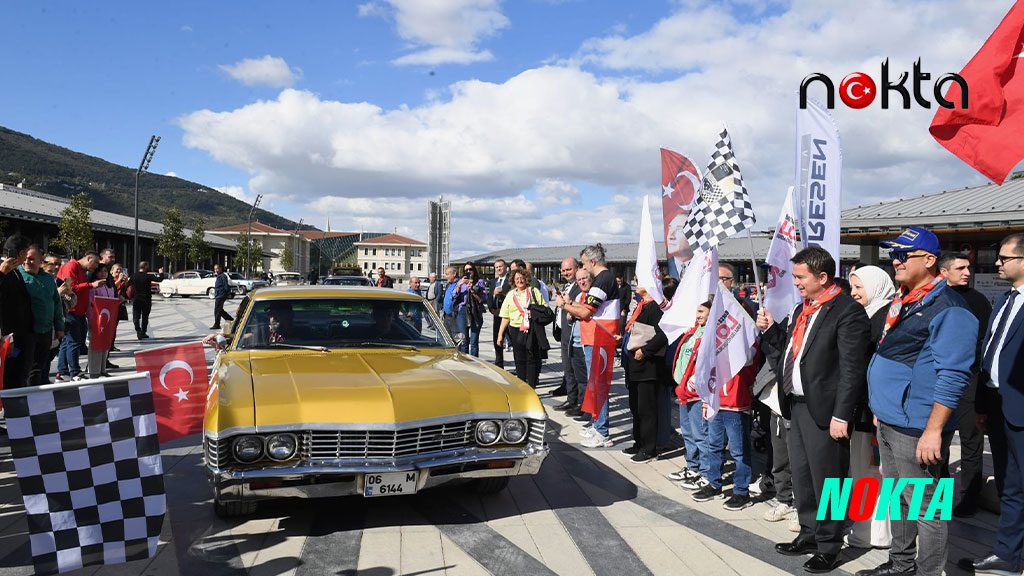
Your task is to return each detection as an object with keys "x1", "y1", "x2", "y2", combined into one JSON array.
[{"x1": 364, "y1": 471, "x2": 418, "y2": 497}]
